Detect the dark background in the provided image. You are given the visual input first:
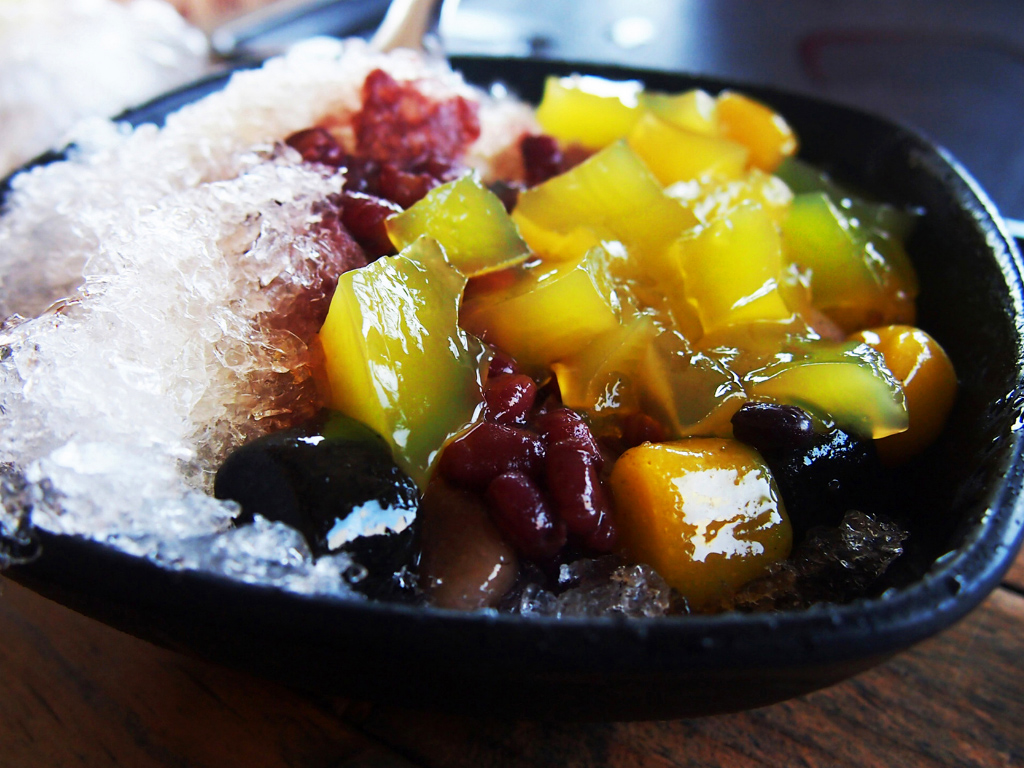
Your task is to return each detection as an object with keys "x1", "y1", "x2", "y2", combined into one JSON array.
[{"x1": 442, "y1": 0, "x2": 1024, "y2": 223}]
